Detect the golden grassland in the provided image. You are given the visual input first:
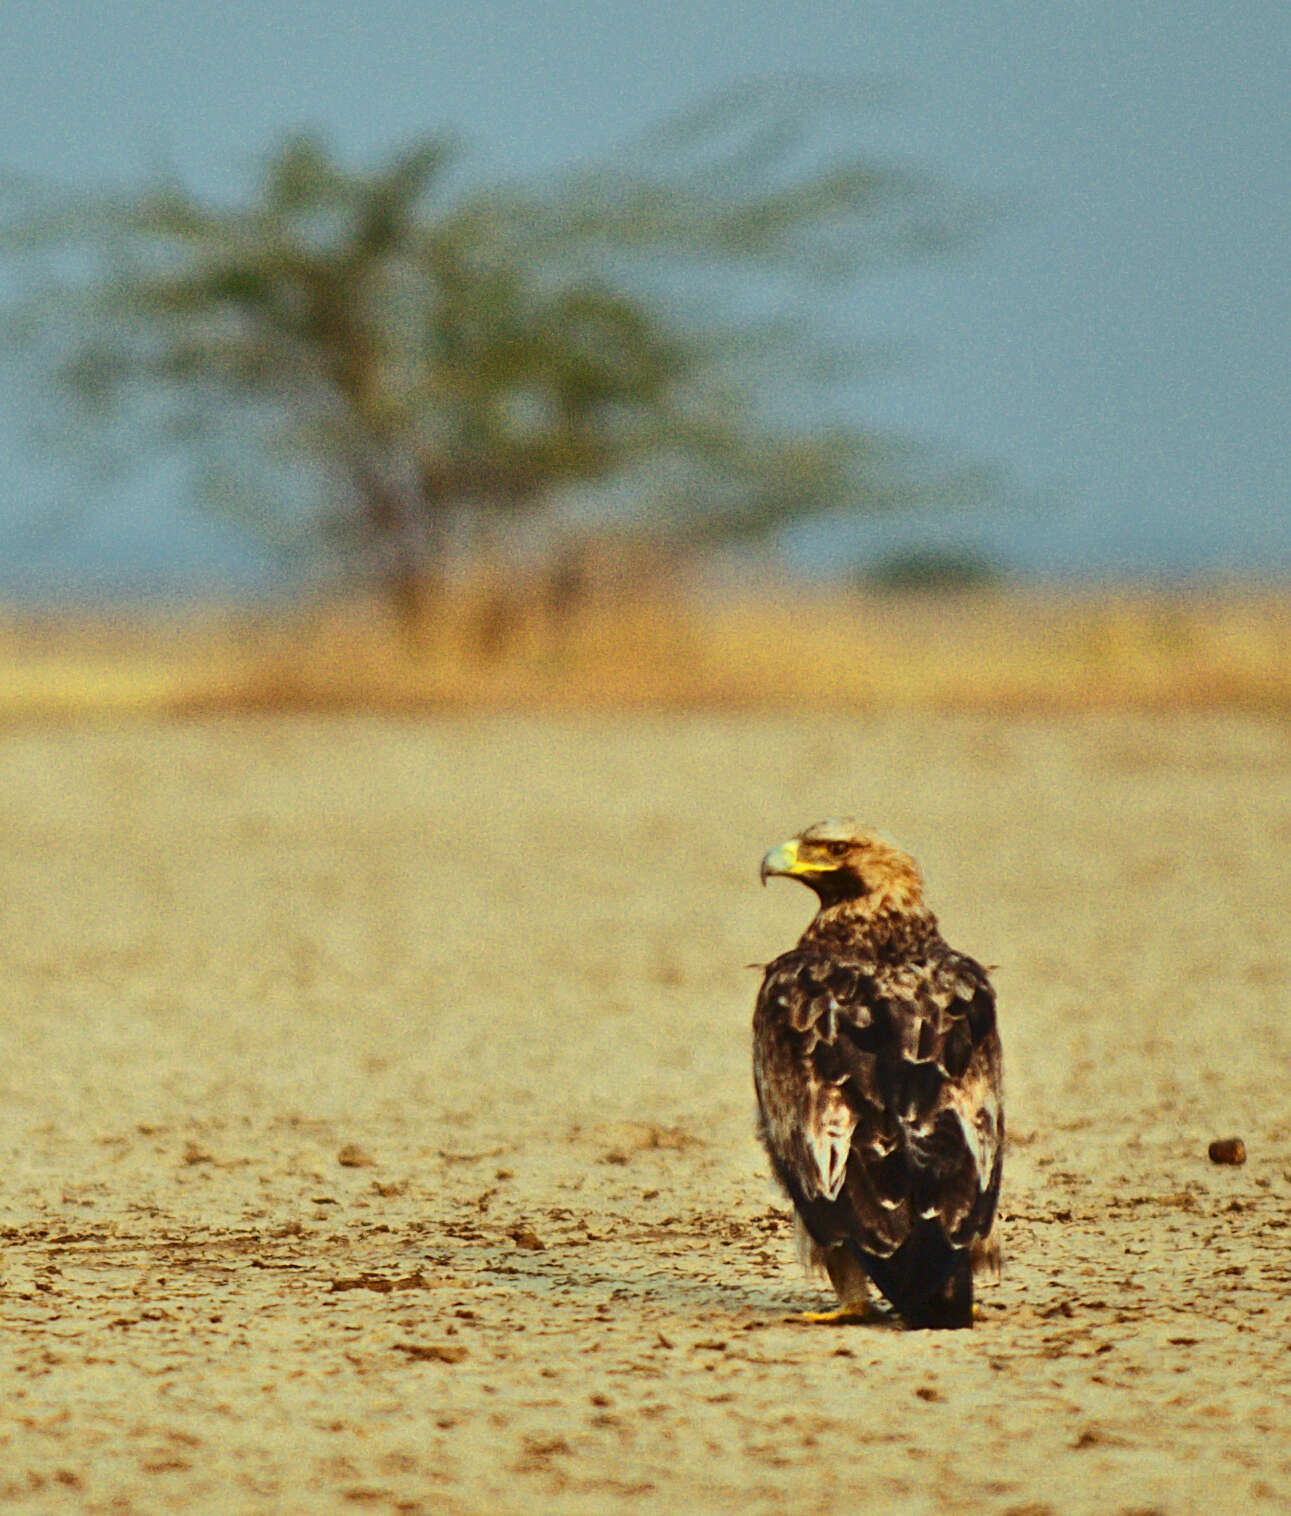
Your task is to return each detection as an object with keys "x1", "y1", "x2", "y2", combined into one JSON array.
[{"x1": 1, "y1": 581, "x2": 1289, "y2": 720}]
